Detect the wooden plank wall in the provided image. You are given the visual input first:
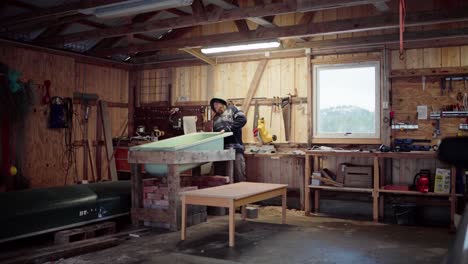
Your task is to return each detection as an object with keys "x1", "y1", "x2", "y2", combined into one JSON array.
[
  {"x1": 245, "y1": 155, "x2": 304, "y2": 189},
  {"x1": 170, "y1": 58, "x2": 309, "y2": 143},
  {"x1": 0, "y1": 45, "x2": 128, "y2": 189},
  {"x1": 74, "y1": 63, "x2": 129, "y2": 183}
]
